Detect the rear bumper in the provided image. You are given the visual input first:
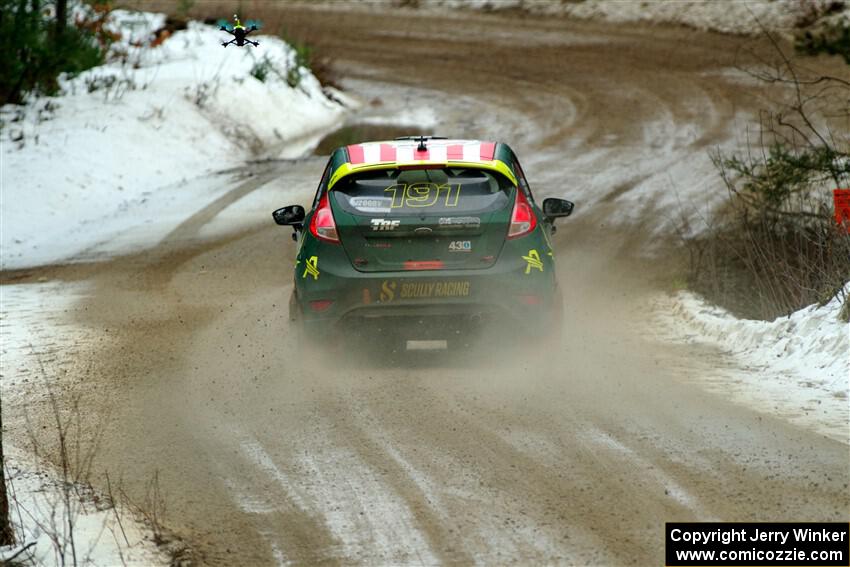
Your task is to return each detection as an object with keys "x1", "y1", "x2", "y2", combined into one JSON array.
[
  {"x1": 292, "y1": 246, "x2": 561, "y2": 339},
  {"x1": 298, "y1": 300, "x2": 558, "y2": 349}
]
